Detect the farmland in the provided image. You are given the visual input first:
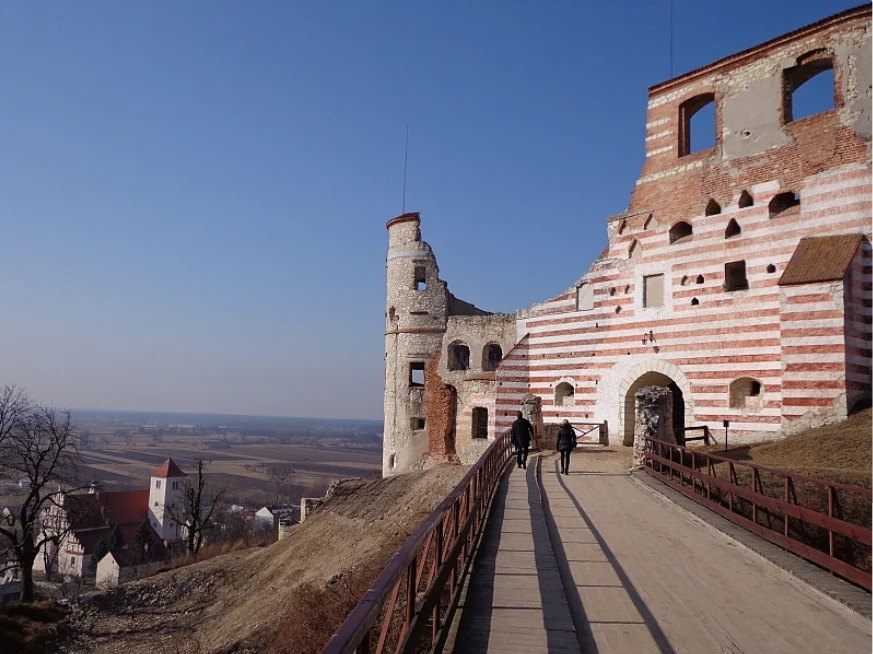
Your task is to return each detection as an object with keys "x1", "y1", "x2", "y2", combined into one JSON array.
[{"x1": 0, "y1": 410, "x2": 383, "y2": 509}]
